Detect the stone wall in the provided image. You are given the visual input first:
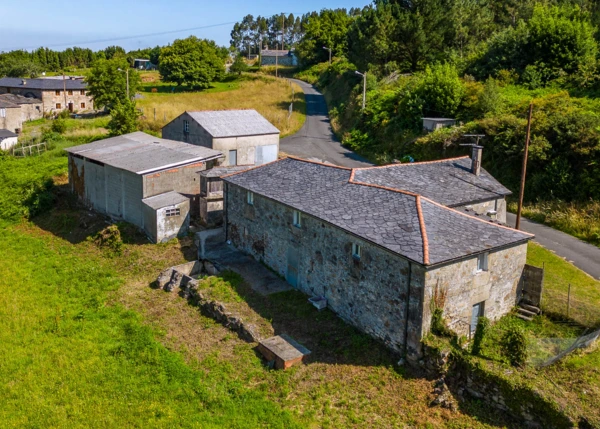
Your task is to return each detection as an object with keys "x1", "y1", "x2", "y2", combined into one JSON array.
[
  {"x1": 0, "y1": 87, "x2": 93, "y2": 113},
  {"x1": 225, "y1": 183, "x2": 427, "y2": 355},
  {"x1": 0, "y1": 106, "x2": 22, "y2": 133},
  {"x1": 456, "y1": 198, "x2": 507, "y2": 223},
  {"x1": 422, "y1": 243, "x2": 527, "y2": 338}
]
